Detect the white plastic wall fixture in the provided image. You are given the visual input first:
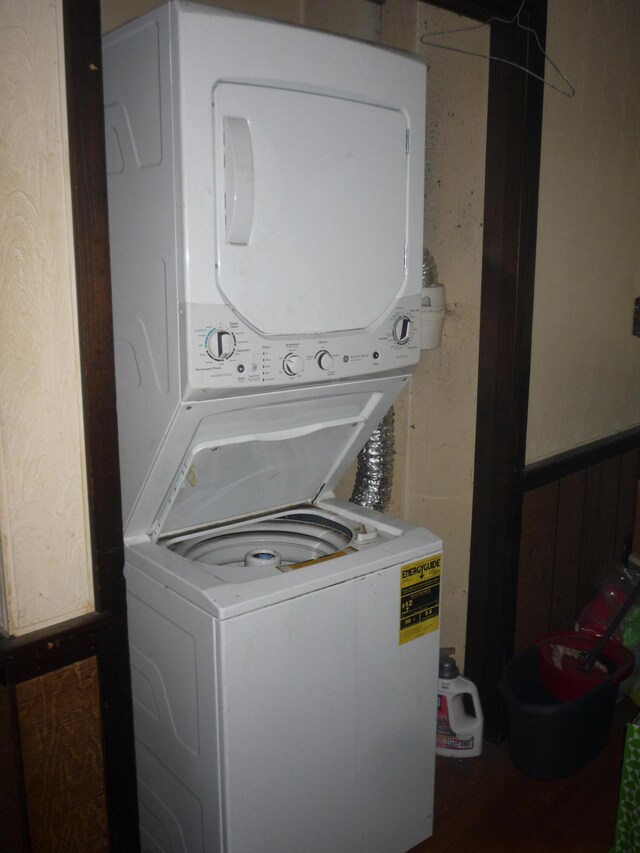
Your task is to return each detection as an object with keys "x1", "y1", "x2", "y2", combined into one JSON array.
[{"x1": 421, "y1": 283, "x2": 446, "y2": 350}]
